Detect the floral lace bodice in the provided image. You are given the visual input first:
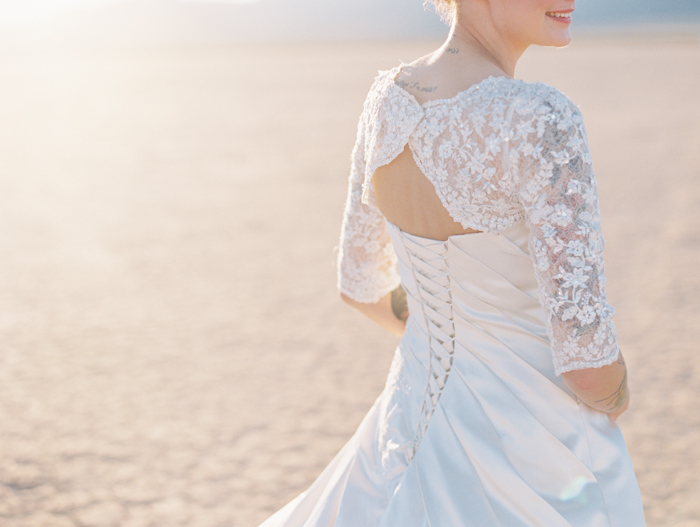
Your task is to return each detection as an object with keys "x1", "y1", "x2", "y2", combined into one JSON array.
[{"x1": 337, "y1": 66, "x2": 619, "y2": 375}]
